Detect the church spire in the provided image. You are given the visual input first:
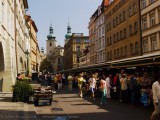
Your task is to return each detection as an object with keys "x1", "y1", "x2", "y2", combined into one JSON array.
[
  {"x1": 65, "y1": 19, "x2": 72, "y2": 39},
  {"x1": 47, "y1": 24, "x2": 56, "y2": 40}
]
